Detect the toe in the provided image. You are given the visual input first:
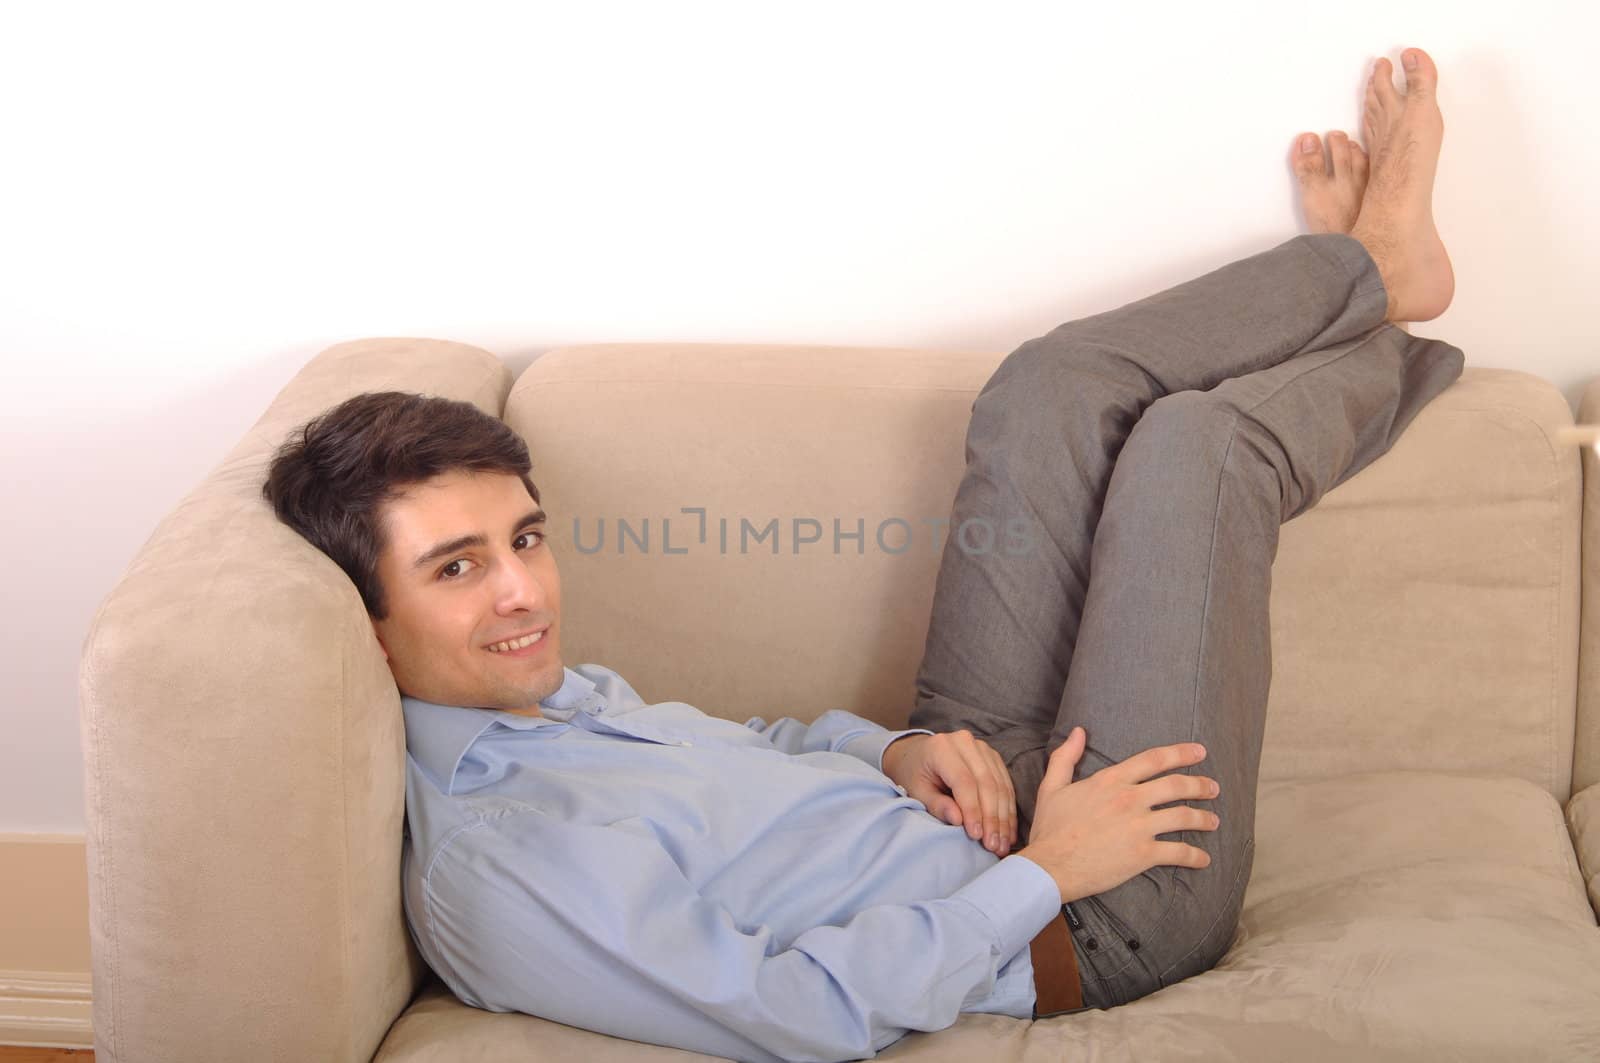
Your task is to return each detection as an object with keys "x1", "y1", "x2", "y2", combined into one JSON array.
[
  {"x1": 1292, "y1": 133, "x2": 1326, "y2": 181},
  {"x1": 1371, "y1": 57, "x2": 1402, "y2": 109},
  {"x1": 1400, "y1": 47, "x2": 1438, "y2": 98},
  {"x1": 1327, "y1": 131, "x2": 1352, "y2": 176},
  {"x1": 1350, "y1": 140, "x2": 1369, "y2": 177}
]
